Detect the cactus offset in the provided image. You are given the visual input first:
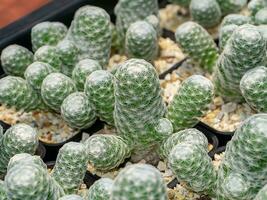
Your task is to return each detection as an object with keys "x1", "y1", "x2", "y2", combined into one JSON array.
[
  {"x1": 221, "y1": 14, "x2": 251, "y2": 27},
  {"x1": 87, "y1": 178, "x2": 114, "y2": 200},
  {"x1": 217, "y1": 0, "x2": 248, "y2": 15},
  {"x1": 248, "y1": 0, "x2": 267, "y2": 16},
  {"x1": 255, "y1": 8, "x2": 267, "y2": 25}
]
